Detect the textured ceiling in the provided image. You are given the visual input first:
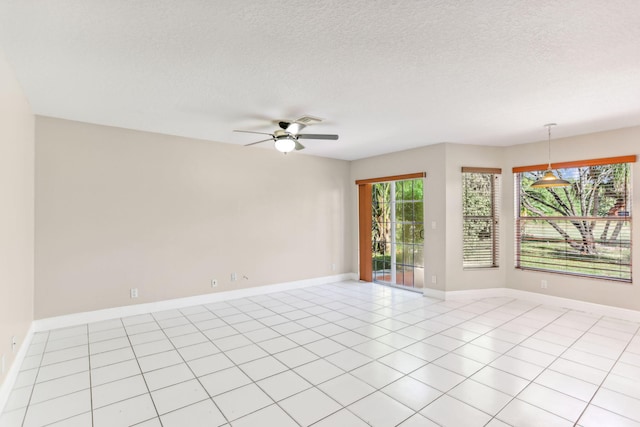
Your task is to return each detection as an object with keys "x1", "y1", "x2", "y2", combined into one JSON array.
[{"x1": 0, "y1": 1, "x2": 639, "y2": 160}]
